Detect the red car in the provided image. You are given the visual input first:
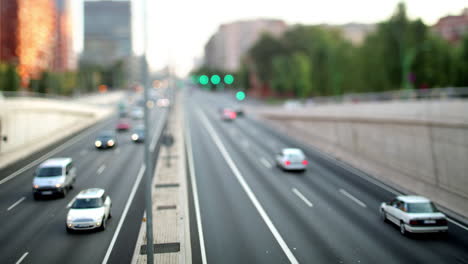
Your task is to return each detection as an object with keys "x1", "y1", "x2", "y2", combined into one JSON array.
[
  {"x1": 116, "y1": 119, "x2": 131, "y2": 131},
  {"x1": 221, "y1": 109, "x2": 237, "y2": 121}
]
